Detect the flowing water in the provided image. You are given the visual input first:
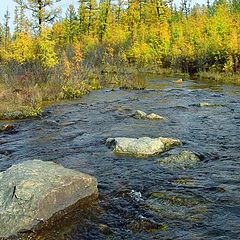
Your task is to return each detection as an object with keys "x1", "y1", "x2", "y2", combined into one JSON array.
[{"x1": 1, "y1": 76, "x2": 240, "y2": 239}]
